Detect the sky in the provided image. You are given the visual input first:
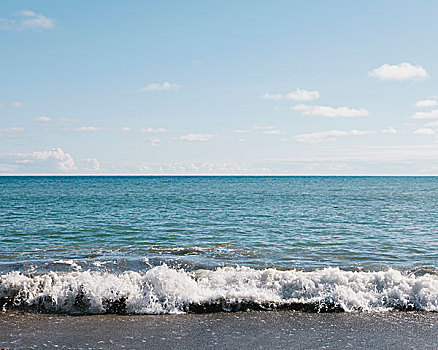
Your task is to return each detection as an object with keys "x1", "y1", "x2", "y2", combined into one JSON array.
[{"x1": 1, "y1": 0, "x2": 438, "y2": 175}]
